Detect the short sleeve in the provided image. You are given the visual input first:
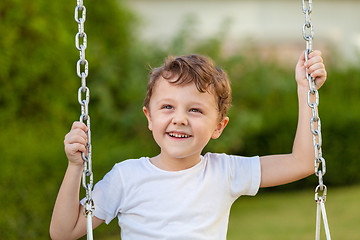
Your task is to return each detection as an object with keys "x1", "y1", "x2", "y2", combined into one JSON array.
[
  {"x1": 81, "y1": 164, "x2": 124, "y2": 224},
  {"x1": 227, "y1": 155, "x2": 261, "y2": 197}
]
